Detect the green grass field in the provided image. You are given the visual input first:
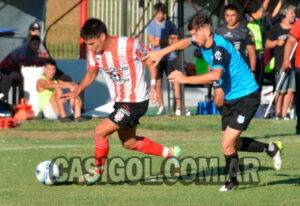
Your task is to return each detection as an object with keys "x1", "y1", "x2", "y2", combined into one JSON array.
[{"x1": 0, "y1": 115, "x2": 300, "y2": 206}]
